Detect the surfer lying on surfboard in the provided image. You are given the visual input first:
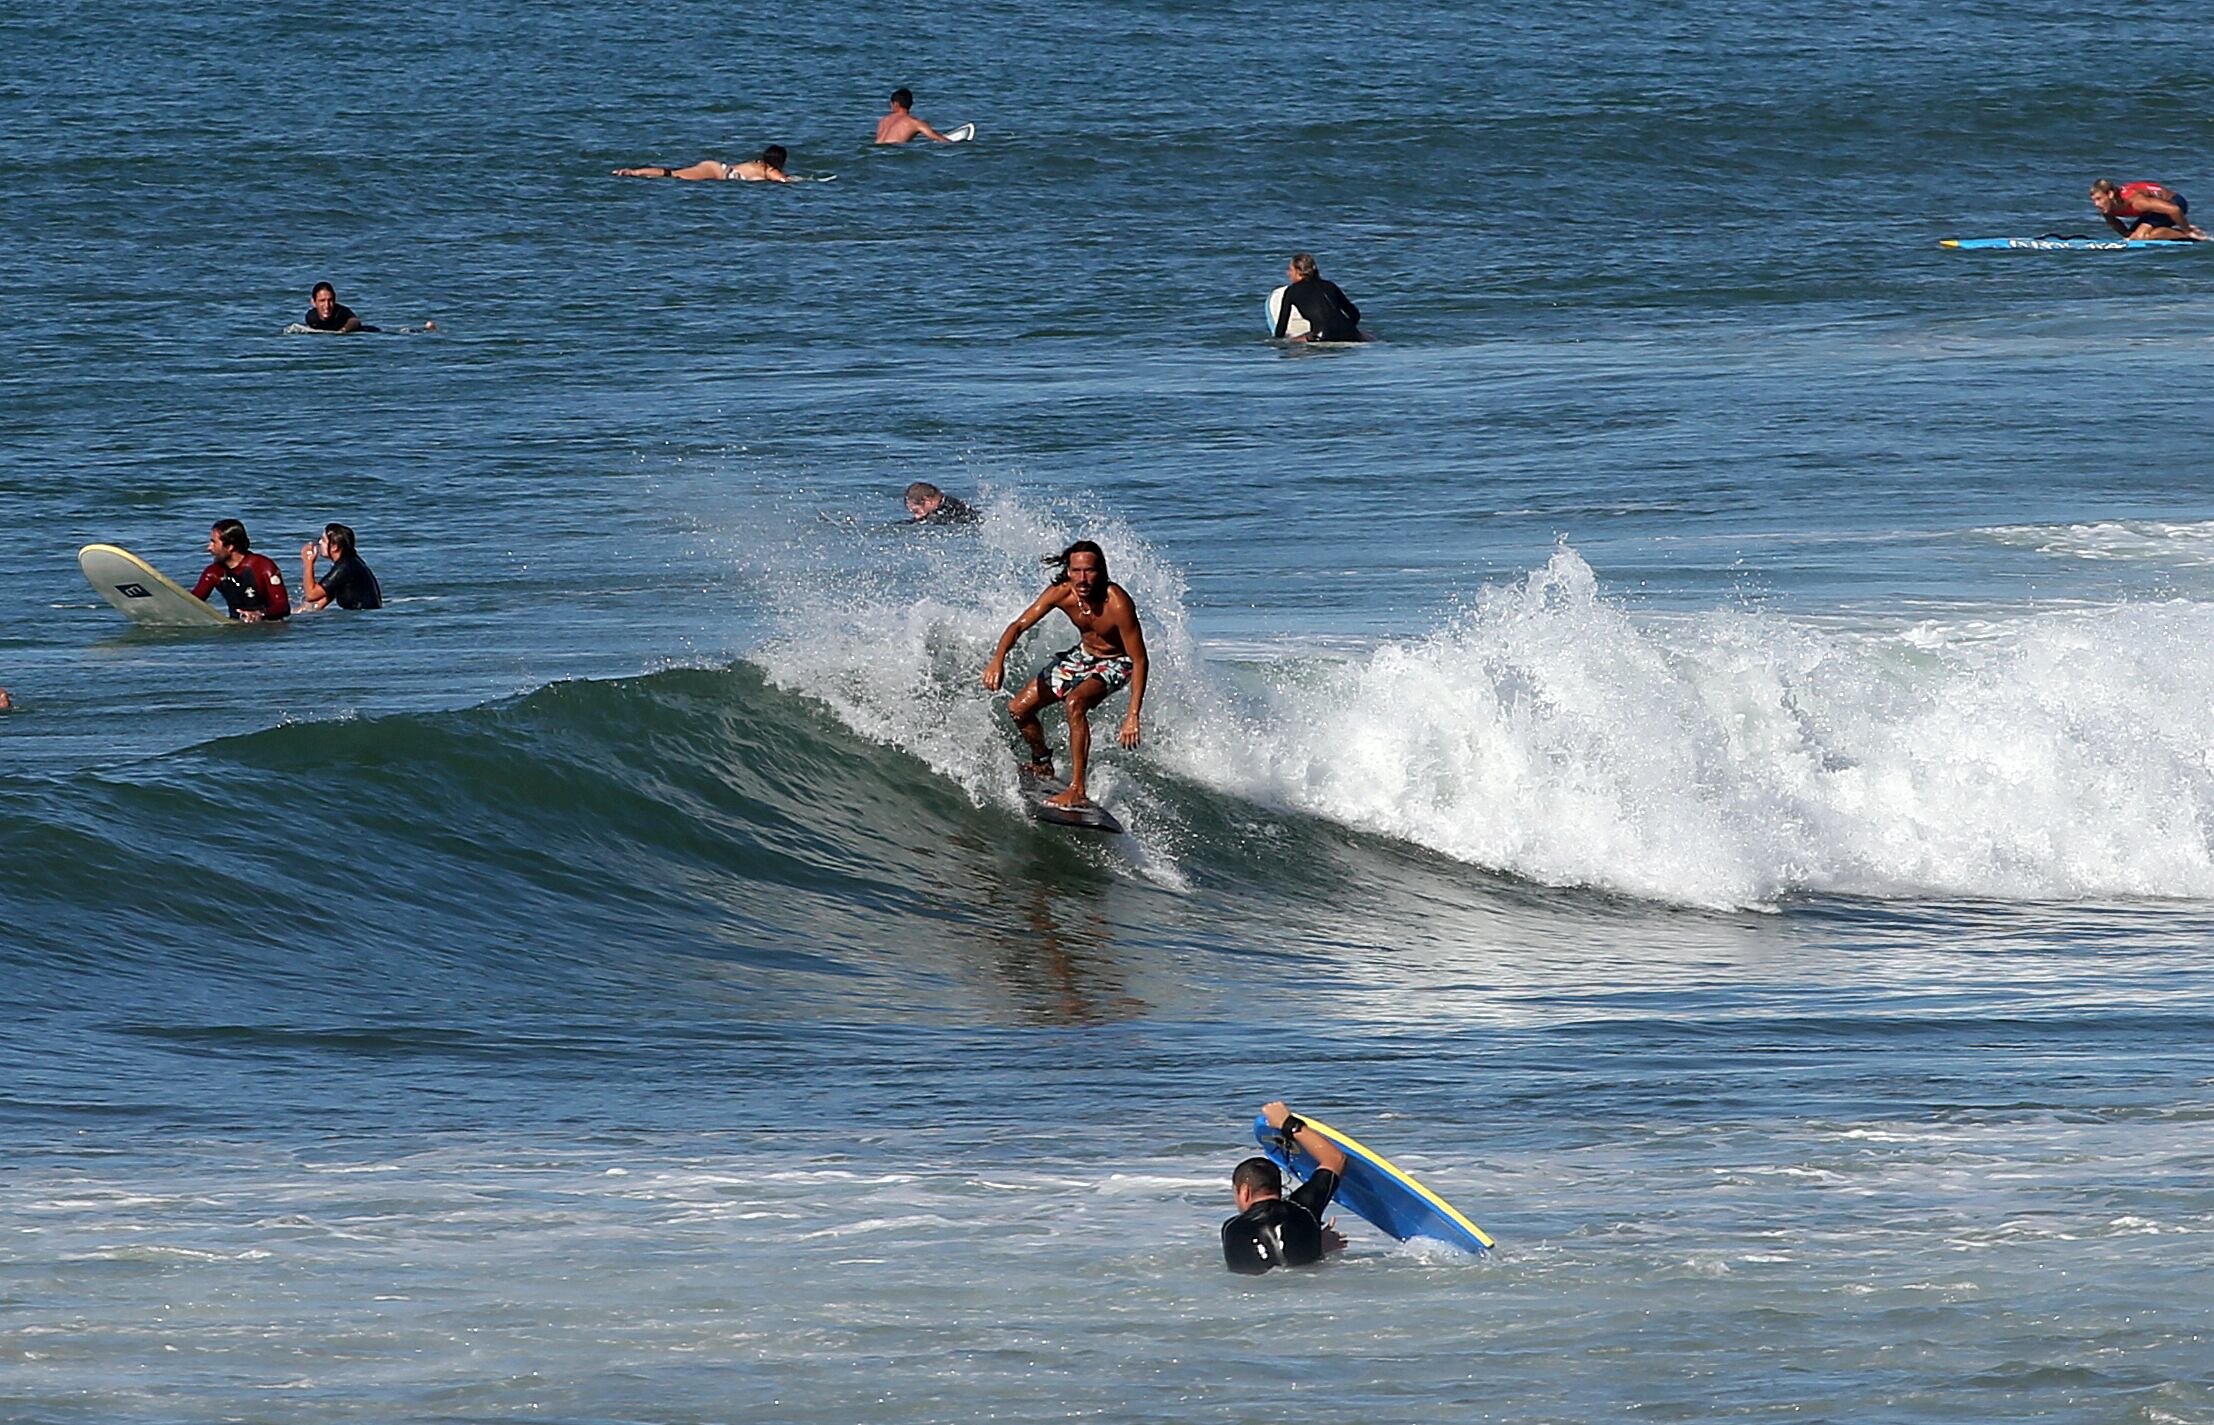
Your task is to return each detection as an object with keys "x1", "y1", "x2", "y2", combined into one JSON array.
[
  {"x1": 614, "y1": 146, "x2": 791, "y2": 182},
  {"x1": 1224, "y1": 1102, "x2": 1349, "y2": 1274},
  {"x1": 982, "y1": 540, "x2": 1147, "y2": 812}
]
